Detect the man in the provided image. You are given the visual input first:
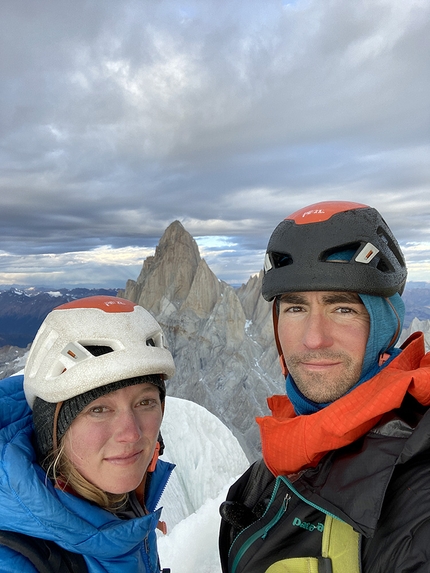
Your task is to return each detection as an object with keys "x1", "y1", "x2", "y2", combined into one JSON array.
[{"x1": 219, "y1": 201, "x2": 430, "y2": 573}]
